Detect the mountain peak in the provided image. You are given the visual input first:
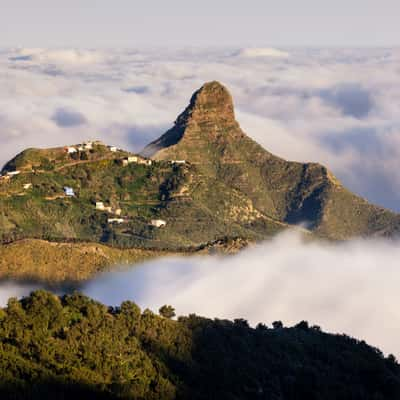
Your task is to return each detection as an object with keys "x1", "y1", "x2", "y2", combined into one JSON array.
[
  {"x1": 174, "y1": 80, "x2": 236, "y2": 129},
  {"x1": 141, "y1": 81, "x2": 240, "y2": 158}
]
